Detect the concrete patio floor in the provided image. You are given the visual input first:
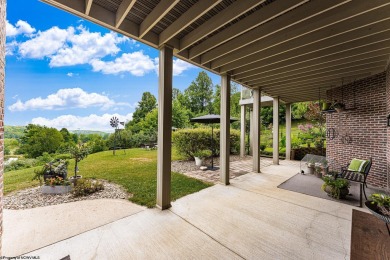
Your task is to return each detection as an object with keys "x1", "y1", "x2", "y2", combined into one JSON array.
[{"x1": 12, "y1": 160, "x2": 364, "y2": 259}]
